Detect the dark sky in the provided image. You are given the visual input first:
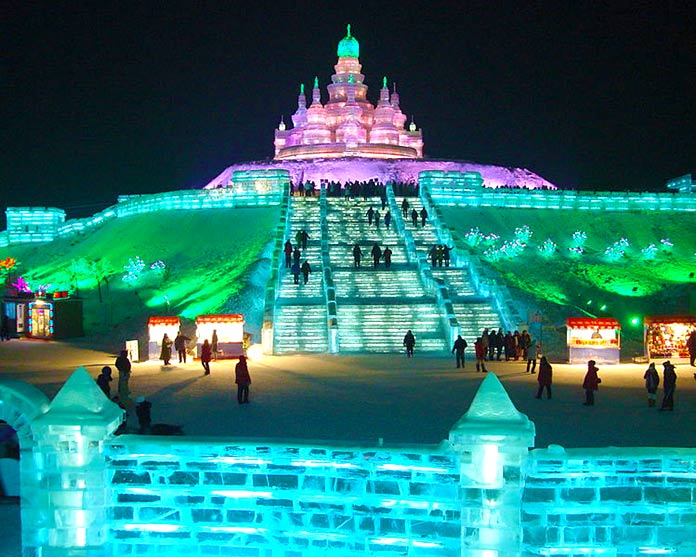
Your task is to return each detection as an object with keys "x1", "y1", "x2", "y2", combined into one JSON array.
[{"x1": 3, "y1": 1, "x2": 695, "y2": 221}]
